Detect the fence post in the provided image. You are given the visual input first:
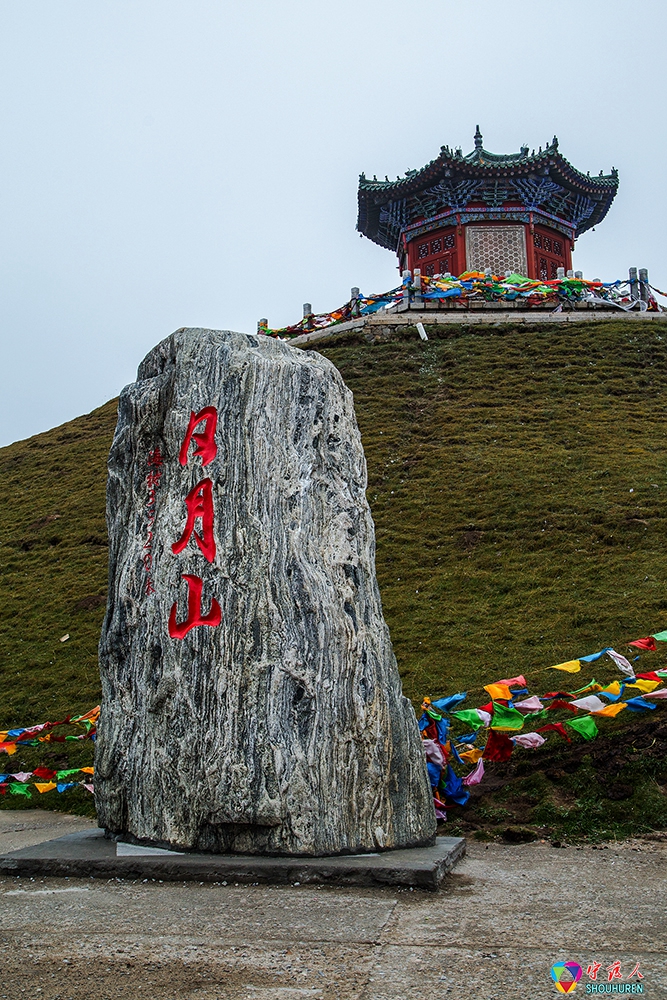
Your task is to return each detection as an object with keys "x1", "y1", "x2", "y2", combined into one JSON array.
[
  {"x1": 574, "y1": 271, "x2": 583, "y2": 280},
  {"x1": 401, "y1": 270, "x2": 412, "y2": 308},
  {"x1": 413, "y1": 268, "x2": 422, "y2": 305},
  {"x1": 629, "y1": 267, "x2": 639, "y2": 302},
  {"x1": 639, "y1": 268, "x2": 649, "y2": 305},
  {"x1": 557, "y1": 267, "x2": 565, "y2": 279},
  {"x1": 350, "y1": 287, "x2": 360, "y2": 318},
  {"x1": 257, "y1": 318, "x2": 268, "y2": 335},
  {"x1": 303, "y1": 303, "x2": 313, "y2": 331}
]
